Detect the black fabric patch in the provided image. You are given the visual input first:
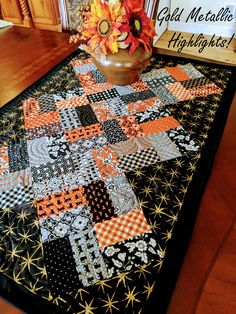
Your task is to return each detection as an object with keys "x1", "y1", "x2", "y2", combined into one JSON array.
[
  {"x1": 135, "y1": 107, "x2": 170, "y2": 123},
  {"x1": 47, "y1": 133, "x2": 71, "y2": 160},
  {"x1": 75, "y1": 104, "x2": 98, "y2": 126},
  {"x1": 101, "y1": 119, "x2": 127, "y2": 144},
  {"x1": 43, "y1": 236, "x2": 80, "y2": 296},
  {"x1": 180, "y1": 76, "x2": 212, "y2": 89},
  {"x1": 8, "y1": 141, "x2": 29, "y2": 172},
  {"x1": 146, "y1": 77, "x2": 176, "y2": 89},
  {"x1": 83, "y1": 181, "x2": 117, "y2": 223},
  {"x1": 120, "y1": 90, "x2": 156, "y2": 104},
  {"x1": 87, "y1": 89, "x2": 119, "y2": 103}
]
